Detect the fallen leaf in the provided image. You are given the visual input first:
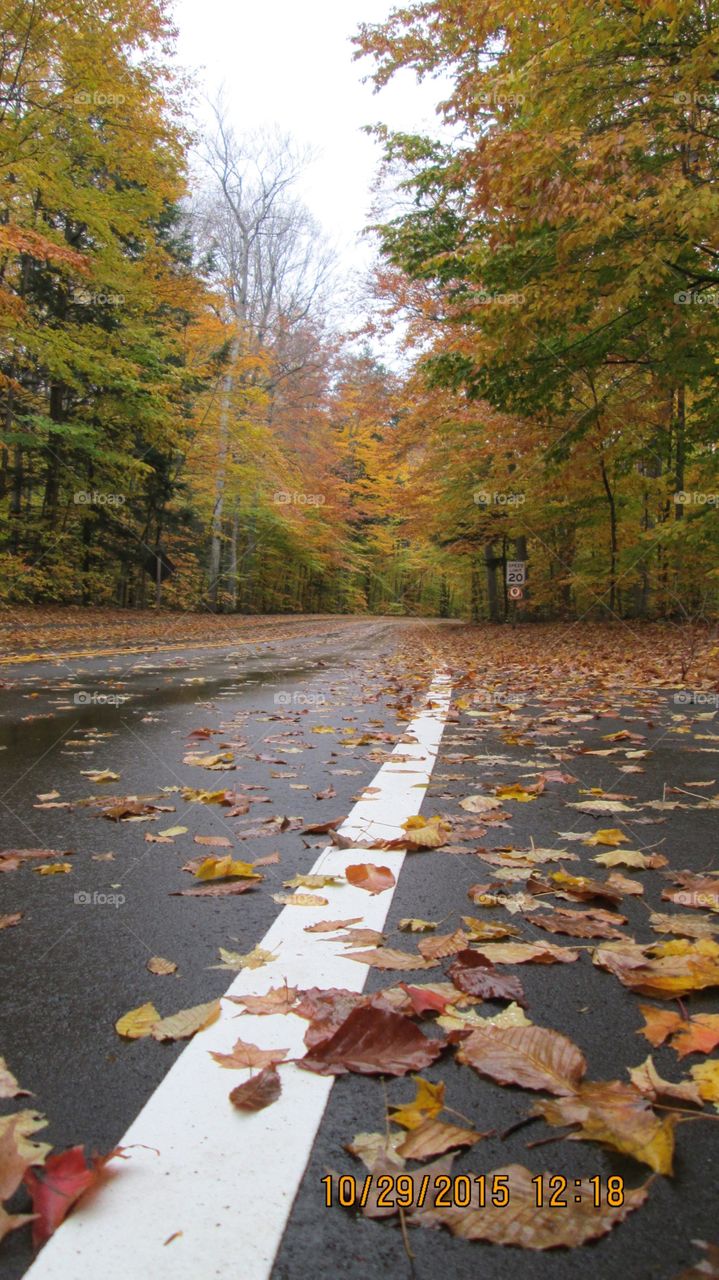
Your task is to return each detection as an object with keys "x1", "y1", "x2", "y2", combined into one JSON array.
[
  {"x1": 345, "y1": 864, "x2": 396, "y2": 894},
  {"x1": 468, "y1": 941, "x2": 580, "y2": 964},
  {"x1": 171, "y1": 881, "x2": 258, "y2": 898},
  {"x1": 459, "y1": 795, "x2": 503, "y2": 814},
  {"x1": 195, "y1": 856, "x2": 262, "y2": 881},
  {"x1": 297, "y1": 1007, "x2": 445, "y2": 1076},
  {"x1": 417, "y1": 1163, "x2": 647, "y2": 1246},
  {"x1": 211, "y1": 1039, "x2": 288, "y2": 1070},
  {"x1": 399, "y1": 918, "x2": 438, "y2": 932},
  {"x1": 147, "y1": 957, "x2": 177, "y2": 976},
  {"x1": 229, "y1": 1066, "x2": 282, "y2": 1112},
  {"x1": 397, "y1": 1118, "x2": 486, "y2": 1159},
  {"x1": 0, "y1": 912, "x2": 22, "y2": 930},
  {"x1": 115, "y1": 1002, "x2": 160, "y2": 1039},
  {"x1": 628, "y1": 1056, "x2": 703, "y2": 1107},
  {"x1": 583, "y1": 828, "x2": 631, "y2": 847},
  {"x1": 418, "y1": 929, "x2": 470, "y2": 960},
  {"x1": 690, "y1": 1061, "x2": 719, "y2": 1102},
  {"x1": 533, "y1": 1080, "x2": 675, "y2": 1174},
  {"x1": 212, "y1": 946, "x2": 277, "y2": 971},
  {"x1": 457, "y1": 1024, "x2": 586, "y2": 1094},
  {"x1": 389, "y1": 1075, "x2": 445, "y2": 1129},
  {"x1": 24, "y1": 1146, "x2": 125, "y2": 1246},
  {"x1": 343, "y1": 947, "x2": 438, "y2": 971},
  {"x1": 33, "y1": 862, "x2": 72, "y2": 875},
  {"x1": 151, "y1": 1000, "x2": 221, "y2": 1041},
  {"x1": 447, "y1": 950, "x2": 527, "y2": 1004},
  {"x1": 304, "y1": 917, "x2": 362, "y2": 933},
  {"x1": 226, "y1": 987, "x2": 298, "y2": 1015}
]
